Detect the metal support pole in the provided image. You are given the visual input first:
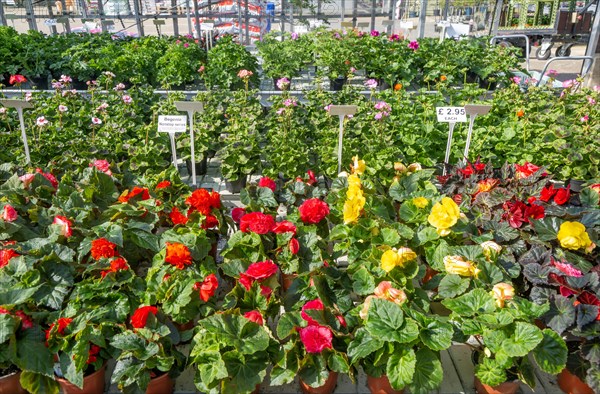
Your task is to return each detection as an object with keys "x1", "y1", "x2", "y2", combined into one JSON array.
[
  {"x1": 60, "y1": 0, "x2": 71, "y2": 33},
  {"x1": 317, "y1": 0, "x2": 321, "y2": 18},
  {"x1": 186, "y1": 0, "x2": 193, "y2": 35},
  {"x1": 443, "y1": 0, "x2": 450, "y2": 20},
  {"x1": 170, "y1": 0, "x2": 178, "y2": 36},
  {"x1": 169, "y1": 134, "x2": 178, "y2": 167},
  {"x1": 337, "y1": 116, "x2": 344, "y2": 174},
  {"x1": 192, "y1": 0, "x2": 201, "y2": 41},
  {"x1": 0, "y1": 0, "x2": 6, "y2": 27},
  {"x1": 352, "y1": 0, "x2": 357, "y2": 27},
  {"x1": 281, "y1": 0, "x2": 286, "y2": 34},
  {"x1": 341, "y1": 0, "x2": 345, "y2": 22},
  {"x1": 244, "y1": 0, "x2": 249, "y2": 44},
  {"x1": 289, "y1": 3, "x2": 294, "y2": 32},
  {"x1": 490, "y1": 0, "x2": 502, "y2": 36},
  {"x1": 387, "y1": 0, "x2": 395, "y2": 34},
  {"x1": 97, "y1": 0, "x2": 105, "y2": 33},
  {"x1": 418, "y1": 0, "x2": 427, "y2": 38},
  {"x1": 370, "y1": 0, "x2": 376, "y2": 31},
  {"x1": 132, "y1": 0, "x2": 145, "y2": 36},
  {"x1": 584, "y1": 6, "x2": 600, "y2": 76},
  {"x1": 17, "y1": 108, "x2": 30, "y2": 165},
  {"x1": 24, "y1": 0, "x2": 38, "y2": 31},
  {"x1": 45, "y1": 0, "x2": 58, "y2": 34}
]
